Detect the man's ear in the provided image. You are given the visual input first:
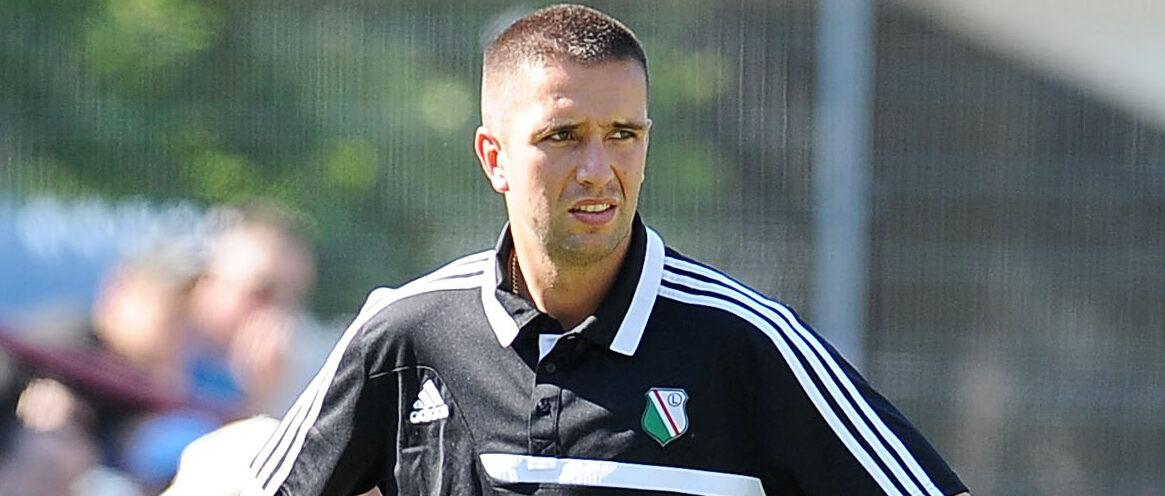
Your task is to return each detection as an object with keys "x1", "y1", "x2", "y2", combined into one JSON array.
[{"x1": 475, "y1": 126, "x2": 508, "y2": 193}]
